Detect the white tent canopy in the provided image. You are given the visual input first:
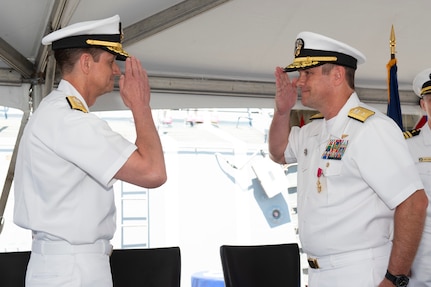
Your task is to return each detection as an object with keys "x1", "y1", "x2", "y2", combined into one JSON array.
[
  {"x1": 0, "y1": 3, "x2": 429, "y2": 283},
  {"x1": 0, "y1": 0, "x2": 428, "y2": 113}
]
